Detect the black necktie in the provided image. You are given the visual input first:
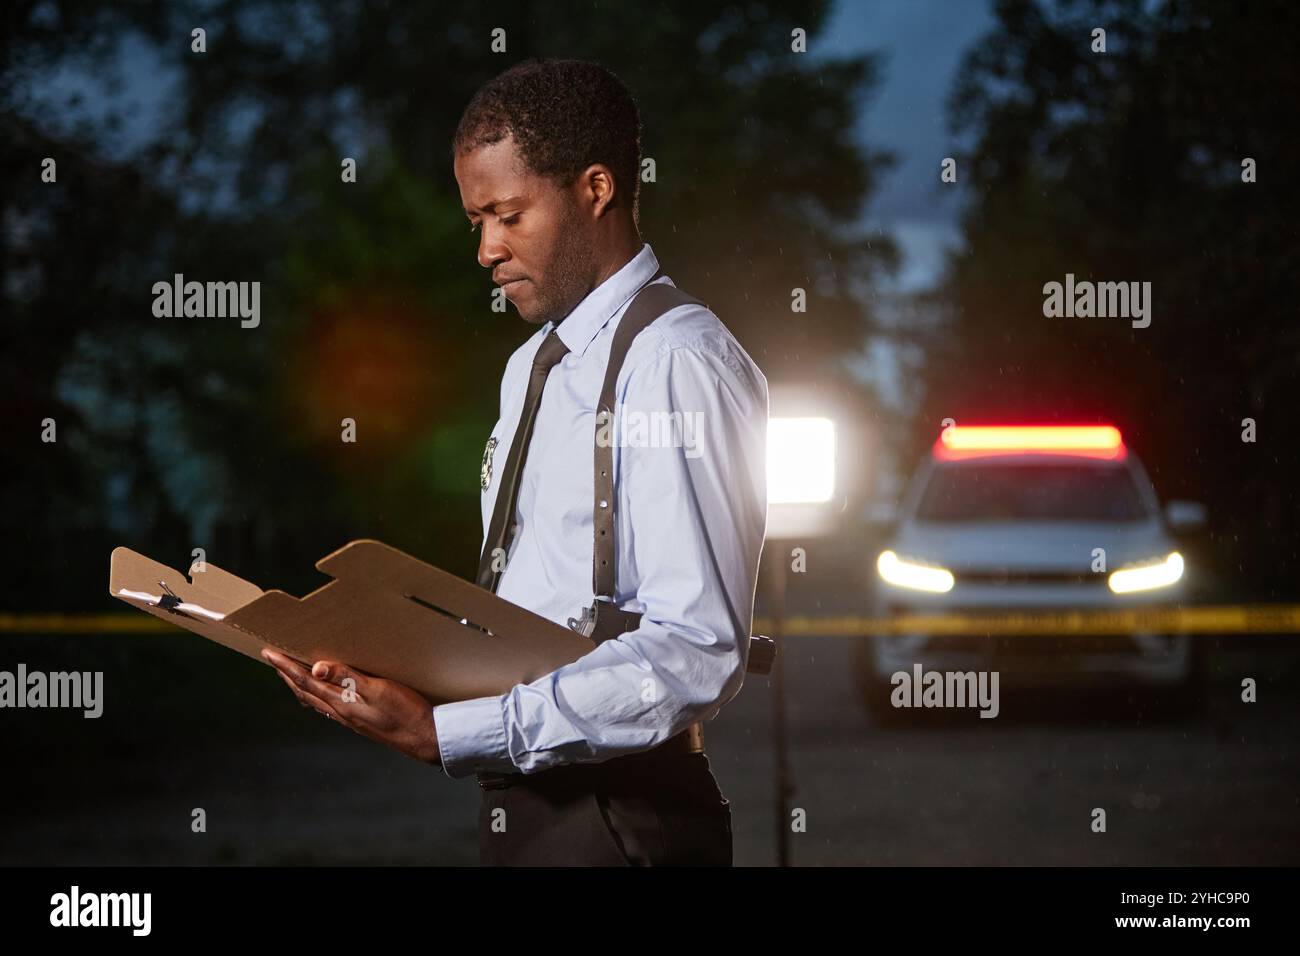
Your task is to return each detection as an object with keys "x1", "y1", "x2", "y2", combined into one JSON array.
[{"x1": 476, "y1": 329, "x2": 571, "y2": 592}]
